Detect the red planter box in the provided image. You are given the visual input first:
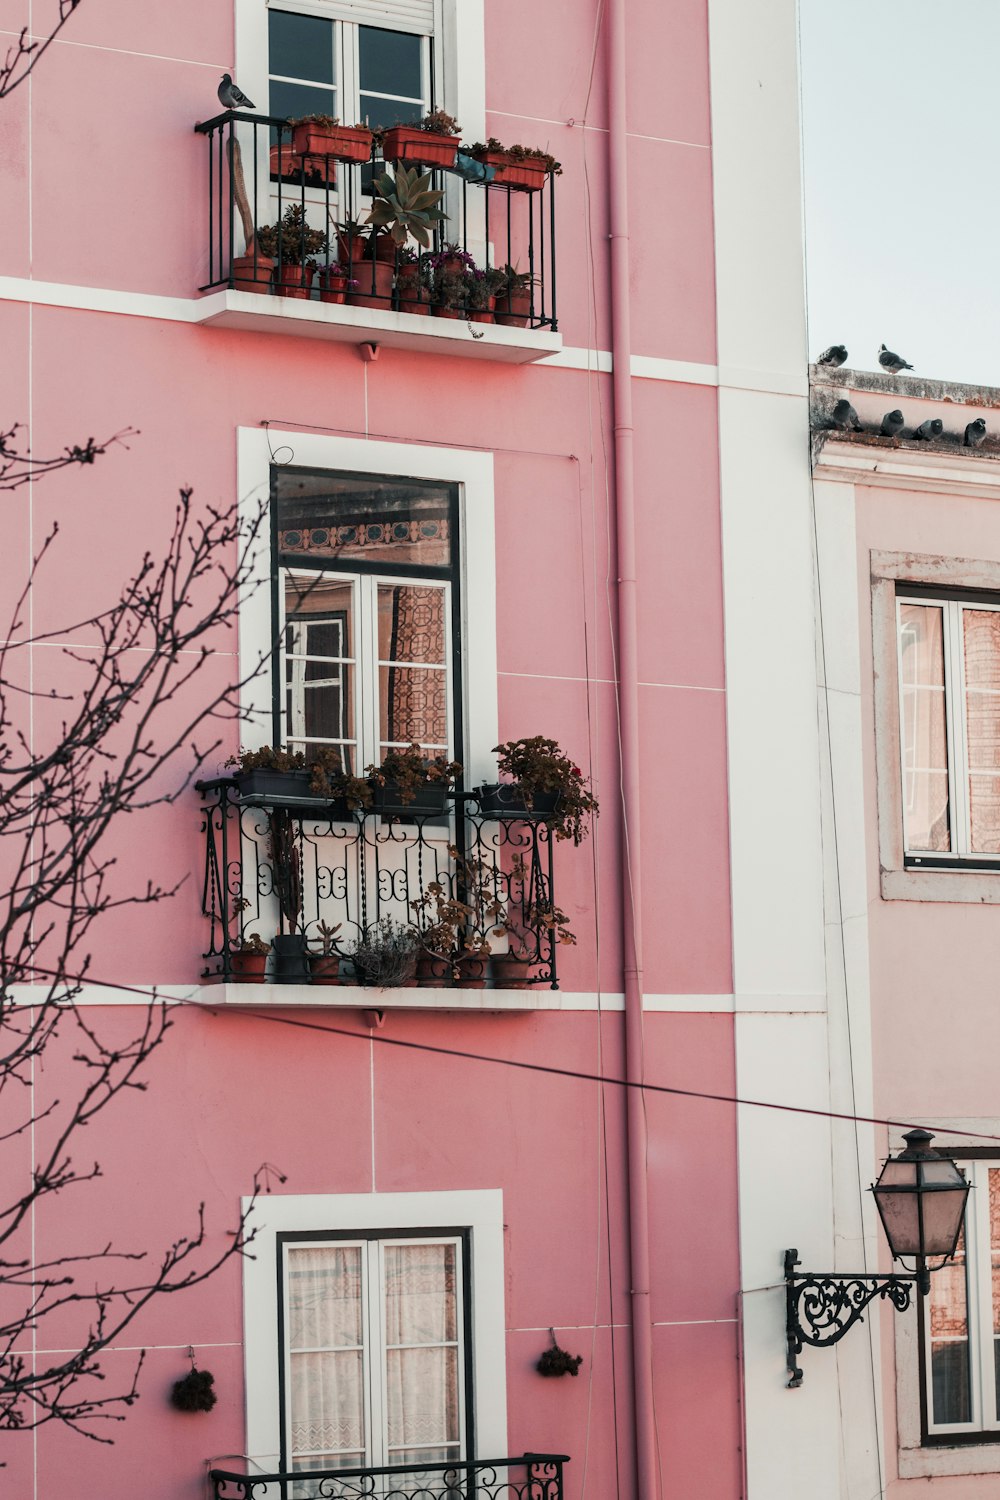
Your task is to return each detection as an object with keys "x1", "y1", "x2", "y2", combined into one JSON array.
[
  {"x1": 292, "y1": 122, "x2": 373, "y2": 164},
  {"x1": 269, "y1": 143, "x2": 336, "y2": 186},
  {"x1": 382, "y1": 126, "x2": 458, "y2": 169},
  {"x1": 476, "y1": 150, "x2": 549, "y2": 192}
]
